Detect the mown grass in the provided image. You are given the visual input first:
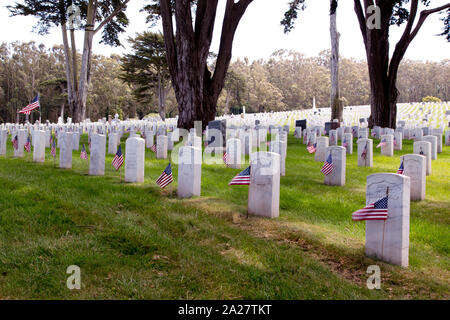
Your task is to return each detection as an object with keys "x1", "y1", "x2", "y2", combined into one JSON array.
[{"x1": 0, "y1": 131, "x2": 448, "y2": 299}]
